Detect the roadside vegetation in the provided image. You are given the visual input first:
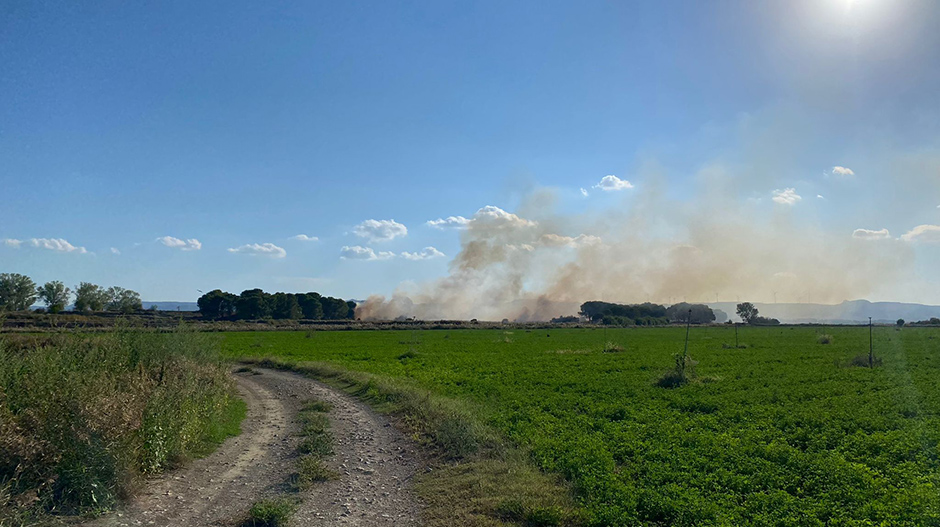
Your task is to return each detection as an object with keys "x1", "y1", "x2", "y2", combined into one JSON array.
[
  {"x1": 227, "y1": 326, "x2": 940, "y2": 526},
  {"x1": 0, "y1": 327, "x2": 244, "y2": 524}
]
